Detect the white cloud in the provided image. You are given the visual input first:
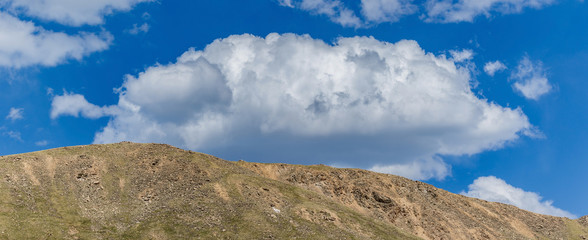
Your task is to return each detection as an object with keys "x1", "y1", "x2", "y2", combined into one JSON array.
[
  {"x1": 35, "y1": 140, "x2": 49, "y2": 146},
  {"x1": 513, "y1": 78, "x2": 551, "y2": 100},
  {"x1": 360, "y1": 0, "x2": 417, "y2": 23},
  {"x1": 0, "y1": 0, "x2": 149, "y2": 68},
  {"x1": 279, "y1": 0, "x2": 415, "y2": 26},
  {"x1": 6, "y1": 107, "x2": 23, "y2": 121},
  {"x1": 127, "y1": 23, "x2": 150, "y2": 35},
  {"x1": 462, "y1": 176, "x2": 576, "y2": 218},
  {"x1": 424, "y1": 0, "x2": 556, "y2": 23},
  {"x1": 370, "y1": 156, "x2": 450, "y2": 181},
  {"x1": 50, "y1": 92, "x2": 117, "y2": 119},
  {"x1": 0, "y1": 12, "x2": 112, "y2": 68},
  {"x1": 449, "y1": 49, "x2": 474, "y2": 62},
  {"x1": 484, "y1": 60, "x2": 507, "y2": 76},
  {"x1": 279, "y1": 0, "x2": 362, "y2": 27},
  {"x1": 4, "y1": 130, "x2": 22, "y2": 141},
  {"x1": 278, "y1": 0, "x2": 294, "y2": 7},
  {"x1": 511, "y1": 56, "x2": 552, "y2": 100},
  {"x1": 278, "y1": 0, "x2": 556, "y2": 26},
  {"x1": 52, "y1": 33, "x2": 534, "y2": 180},
  {"x1": 141, "y1": 12, "x2": 151, "y2": 20},
  {"x1": 1, "y1": 0, "x2": 151, "y2": 26}
]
